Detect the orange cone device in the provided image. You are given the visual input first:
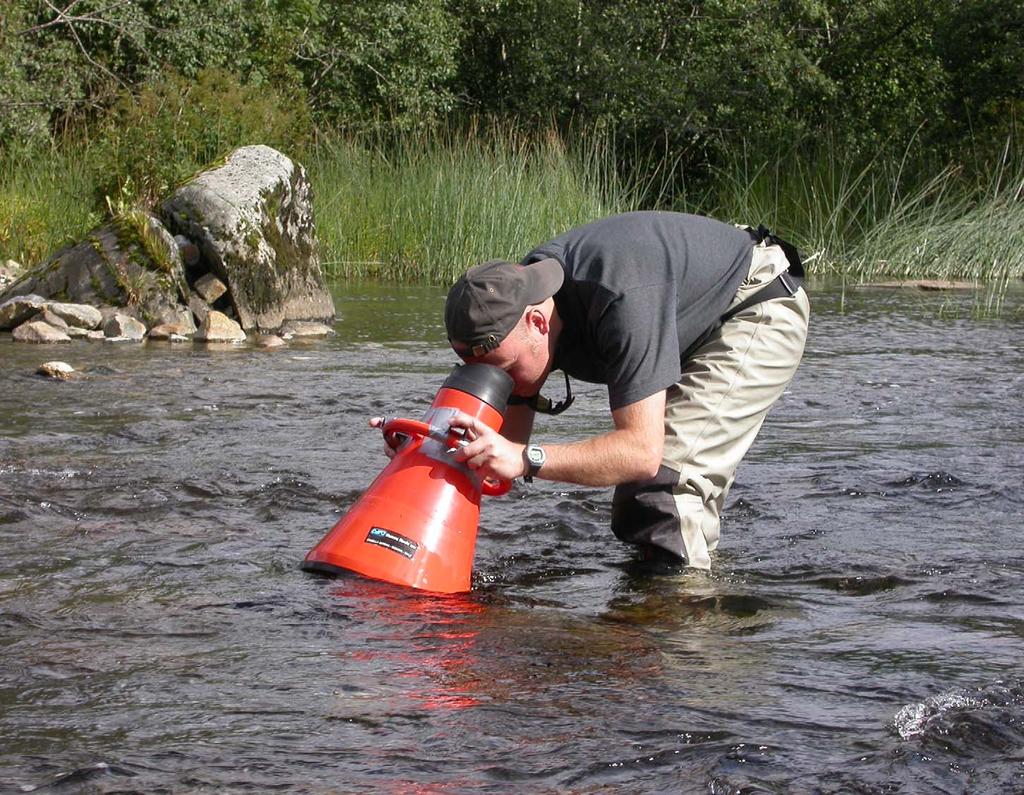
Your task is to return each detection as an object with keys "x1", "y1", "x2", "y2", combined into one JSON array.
[{"x1": 302, "y1": 363, "x2": 514, "y2": 594}]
